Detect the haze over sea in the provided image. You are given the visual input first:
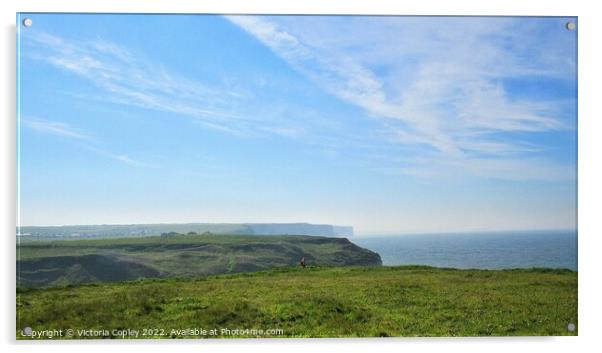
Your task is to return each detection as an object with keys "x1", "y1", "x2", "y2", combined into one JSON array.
[{"x1": 354, "y1": 230, "x2": 577, "y2": 271}]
